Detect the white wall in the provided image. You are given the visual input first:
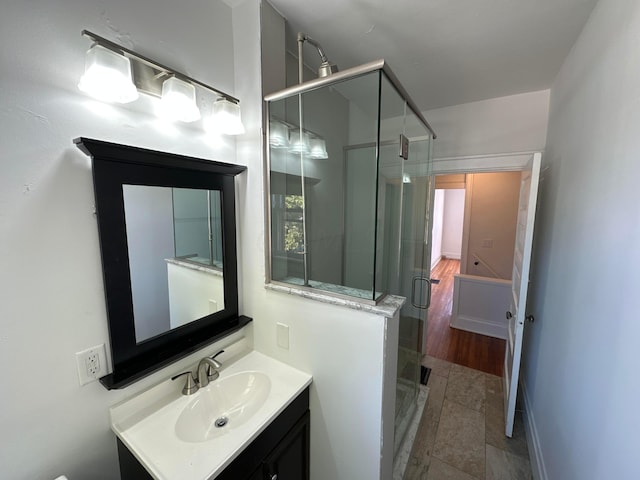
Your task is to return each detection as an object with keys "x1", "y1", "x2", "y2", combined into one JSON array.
[
  {"x1": 0, "y1": 1, "x2": 239, "y2": 478},
  {"x1": 424, "y1": 89, "x2": 550, "y2": 159},
  {"x1": 441, "y1": 189, "x2": 465, "y2": 259},
  {"x1": 430, "y1": 190, "x2": 445, "y2": 269},
  {"x1": 167, "y1": 263, "x2": 225, "y2": 328},
  {"x1": 522, "y1": 0, "x2": 640, "y2": 478},
  {"x1": 464, "y1": 172, "x2": 521, "y2": 279},
  {"x1": 122, "y1": 185, "x2": 173, "y2": 342}
]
